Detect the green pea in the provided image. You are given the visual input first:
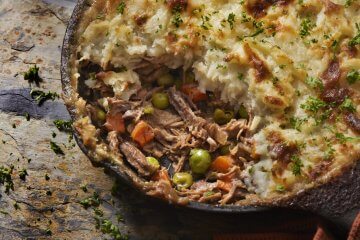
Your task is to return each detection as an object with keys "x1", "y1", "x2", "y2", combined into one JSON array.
[
  {"x1": 213, "y1": 108, "x2": 234, "y2": 125},
  {"x1": 238, "y1": 105, "x2": 249, "y2": 119},
  {"x1": 146, "y1": 157, "x2": 160, "y2": 171},
  {"x1": 189, "y1": 149, "x2": 212, "y2": 174},
  {"x1": 152, "y1": 92, "x2": 169, "y2": 110},
  {"x1": 96, "y1": 108, "x2": 106, "y2": 122},
  {"x1": 143, "y1": 106, "x2": 154, "y2": 115},
  {"x1": 172, "y1": 172, "x2": 193, "y2": 189},
  {"x1": 157, "y1": 73, "x2": 175, "y2": 87}
]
